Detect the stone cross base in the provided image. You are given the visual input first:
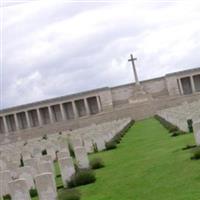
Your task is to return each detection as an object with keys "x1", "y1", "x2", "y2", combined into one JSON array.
[{"x1": 128, "y1": 85, "x2": 153, "y2": 104}]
